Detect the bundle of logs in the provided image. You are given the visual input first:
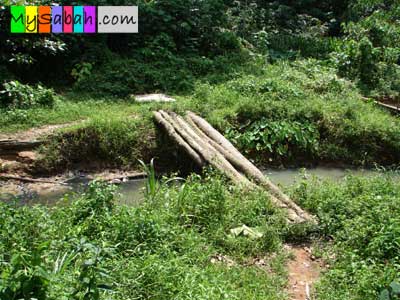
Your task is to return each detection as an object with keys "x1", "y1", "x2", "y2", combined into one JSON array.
[{"x1": 153, "y1": 110, "x2": 314, "y2": 223}]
